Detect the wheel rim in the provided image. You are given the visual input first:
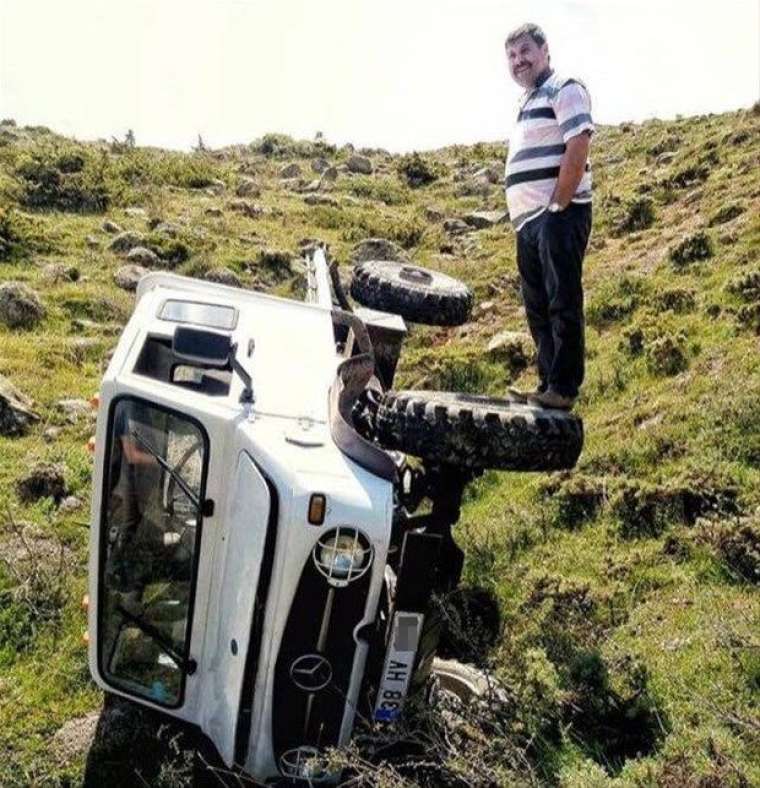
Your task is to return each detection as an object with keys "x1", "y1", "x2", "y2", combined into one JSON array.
[{"x1": 399, "y1": 265, "x2": 433, "y2": 285}]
